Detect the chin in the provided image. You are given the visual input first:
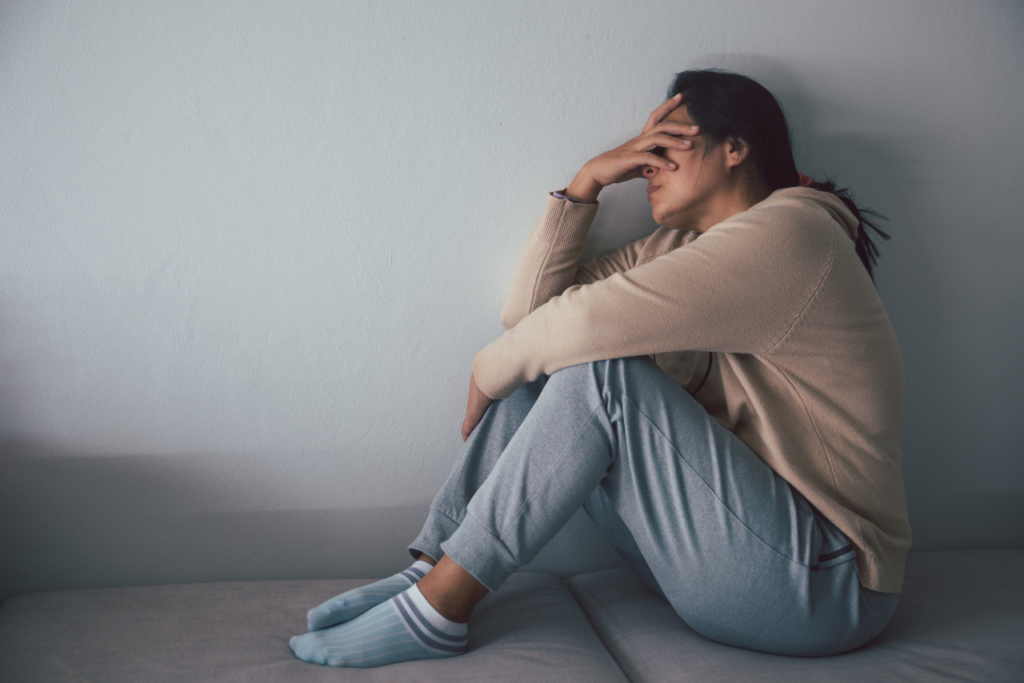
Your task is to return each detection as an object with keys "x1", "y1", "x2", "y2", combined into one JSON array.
[
  {"x1": 650, "y1": 197, "x2": 688, "y2": 228},
  {"x1": 653, "y1": 209, "x2": 682, "y2": 229}
]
